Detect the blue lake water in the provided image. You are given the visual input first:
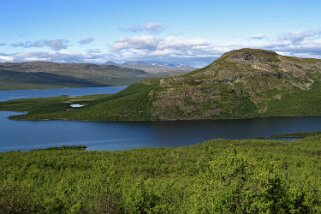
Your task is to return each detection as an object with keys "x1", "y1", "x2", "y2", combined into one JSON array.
[
  {"x1": 0, "y1": 86, "x2": 321, "y2": 152},
  {"x1": 0, "y1": 86, "x2": 127, "y2": 102}
]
